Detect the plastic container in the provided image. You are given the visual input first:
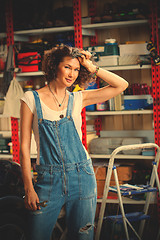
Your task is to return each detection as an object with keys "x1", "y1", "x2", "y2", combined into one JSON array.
[
  {"x1": 96, "y1": 102, "x2": 108, "y2": 111},
  {"x1": 84, "y1": 46, "x2": 105, "y2": 56},
  {"x1": 124, "y1": 95, "x2": 153, "y2": 110},
  {"x1": 23, "y1": 85, "x2": 33, "y2": 92},
  {"x1": 105, "y1": 42, "x2": 119, "y2": 56}
]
